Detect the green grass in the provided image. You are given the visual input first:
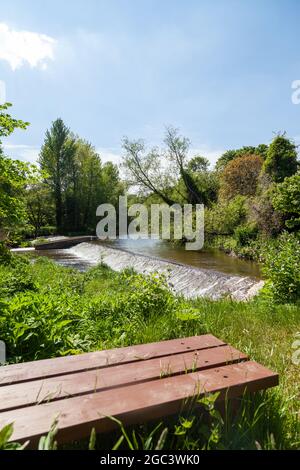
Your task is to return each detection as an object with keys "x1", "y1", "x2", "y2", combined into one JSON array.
[{"x1": 0, "y1": 255, "x2": 299, "y2": 449}]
